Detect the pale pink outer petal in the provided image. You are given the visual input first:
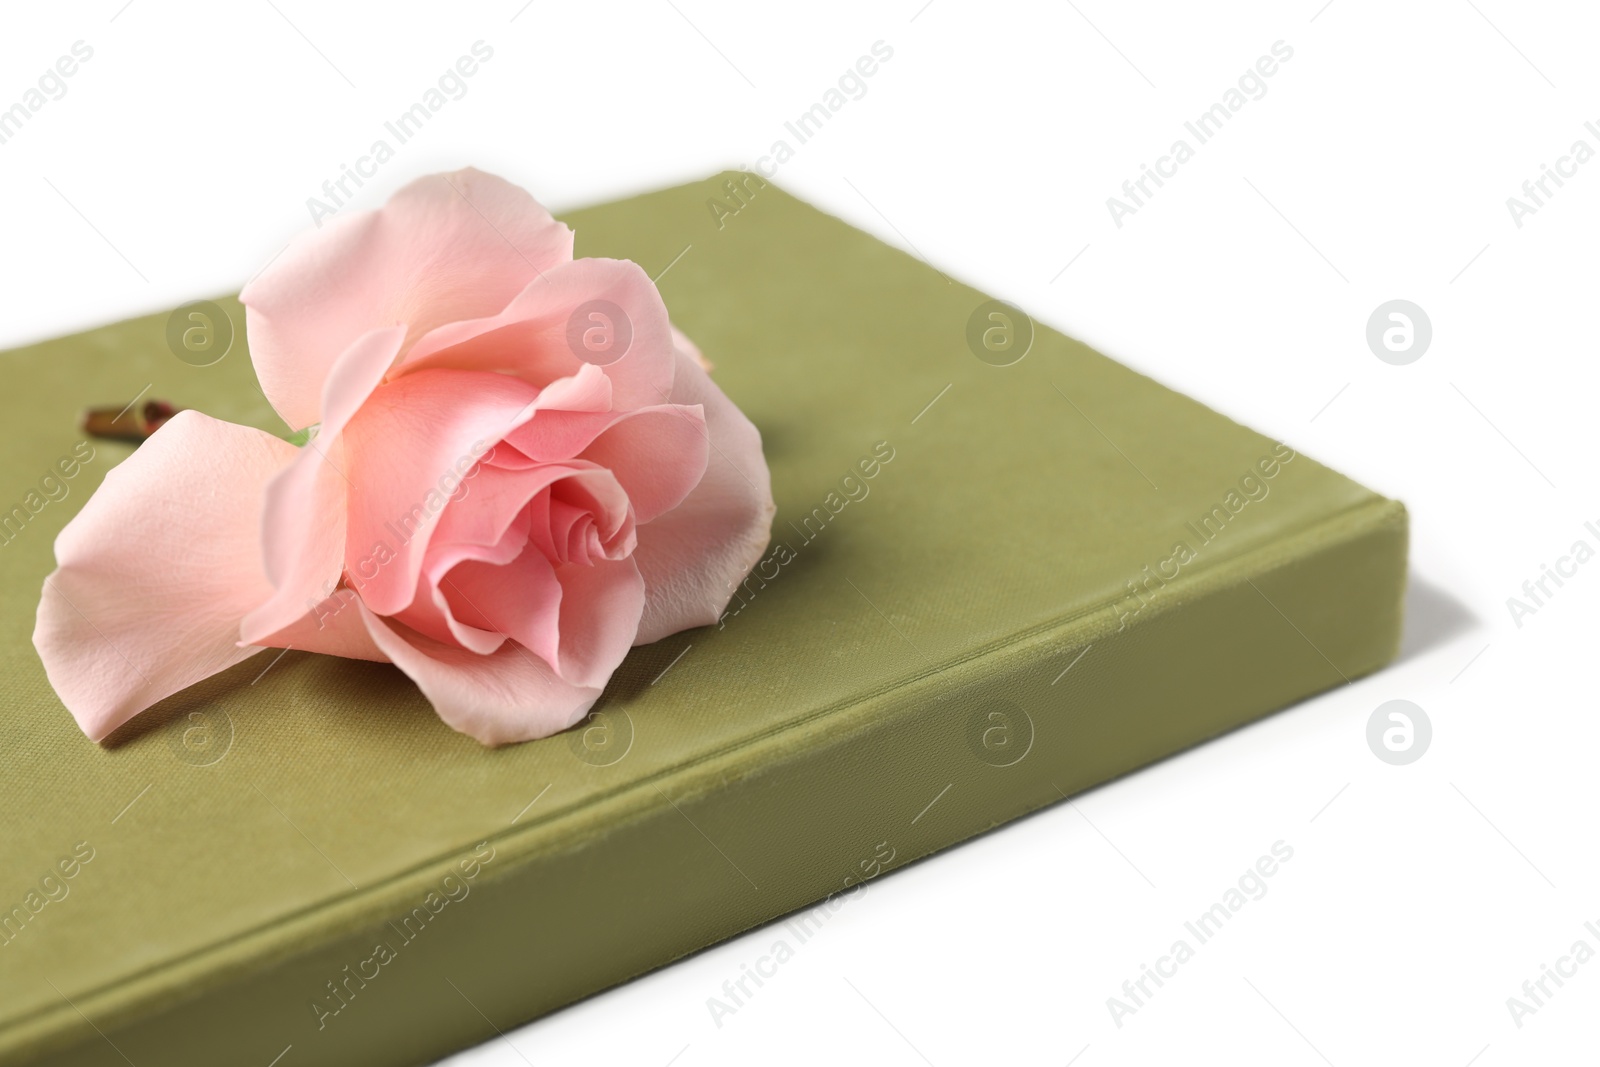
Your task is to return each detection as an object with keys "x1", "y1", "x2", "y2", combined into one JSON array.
[
  {"x1": 255, "y1": 595, "x2": 389, "y2": 662},
  {"x1": 241, "y1": 168, "x2": 574, "y2": 430},
  {"x1": 672, "y1": 324, "x2": 713, "y2": 372},
  {"x1": 239, "y1": 326, "x2": 406, "y2": 647},
  {"x1": 633, "y1": 347, "x2": 776, "y2": 644},
  {"x1": 33, "y1": 412, "x2": 293, "y2": 741},
  {"x1": 393, "y1": 258, "x2": 676, "y2": 411},
  {"x1": 359, "y1": 605, "x2": 601, "y2": 746}
]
